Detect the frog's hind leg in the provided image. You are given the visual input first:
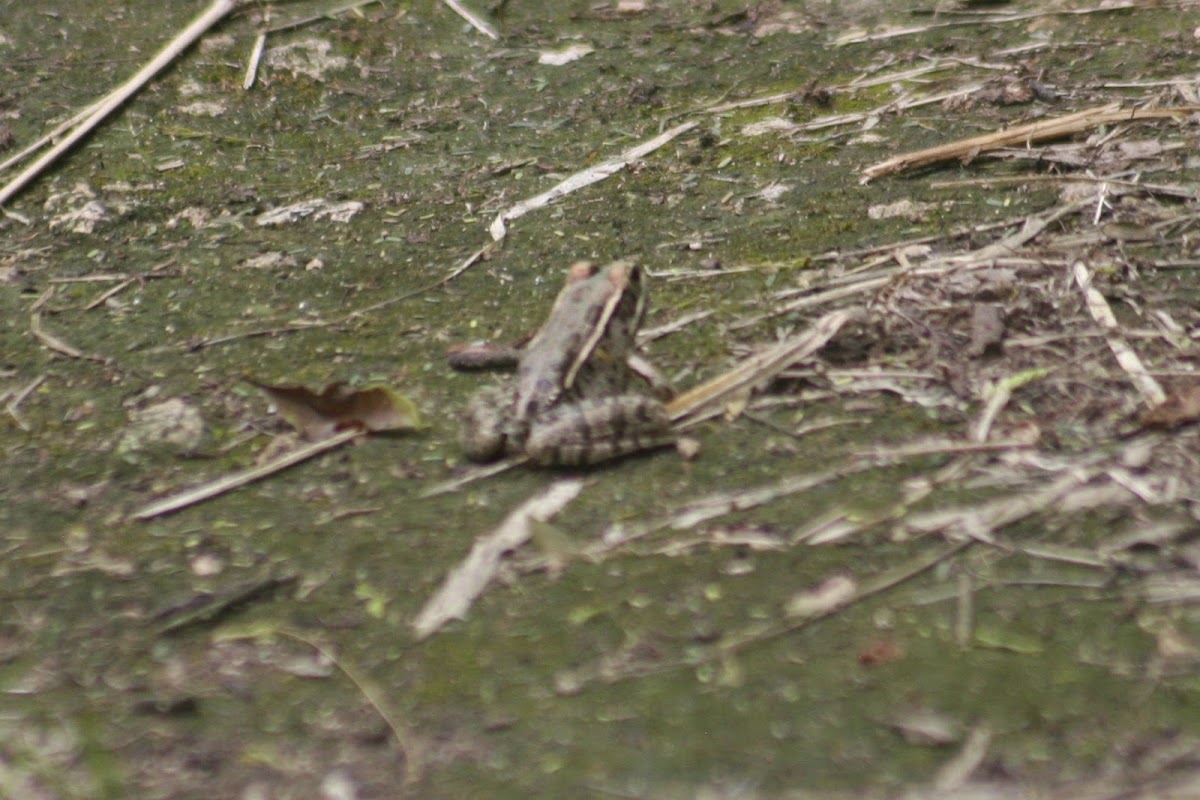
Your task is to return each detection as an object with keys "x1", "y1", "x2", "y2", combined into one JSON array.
[{"x1": 525, "y1": 395, "x2": 673, "y2": 467}]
